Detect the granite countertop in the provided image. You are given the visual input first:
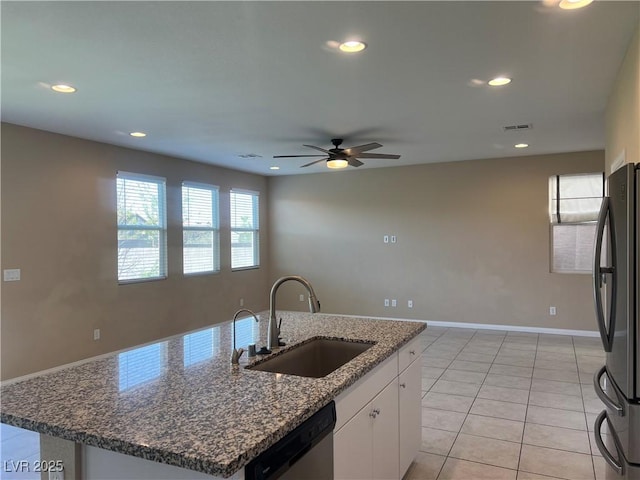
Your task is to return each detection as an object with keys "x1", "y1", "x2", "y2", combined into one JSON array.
[{"x1": 0, "y1": 311, "x2": 425, "y2": 478}]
